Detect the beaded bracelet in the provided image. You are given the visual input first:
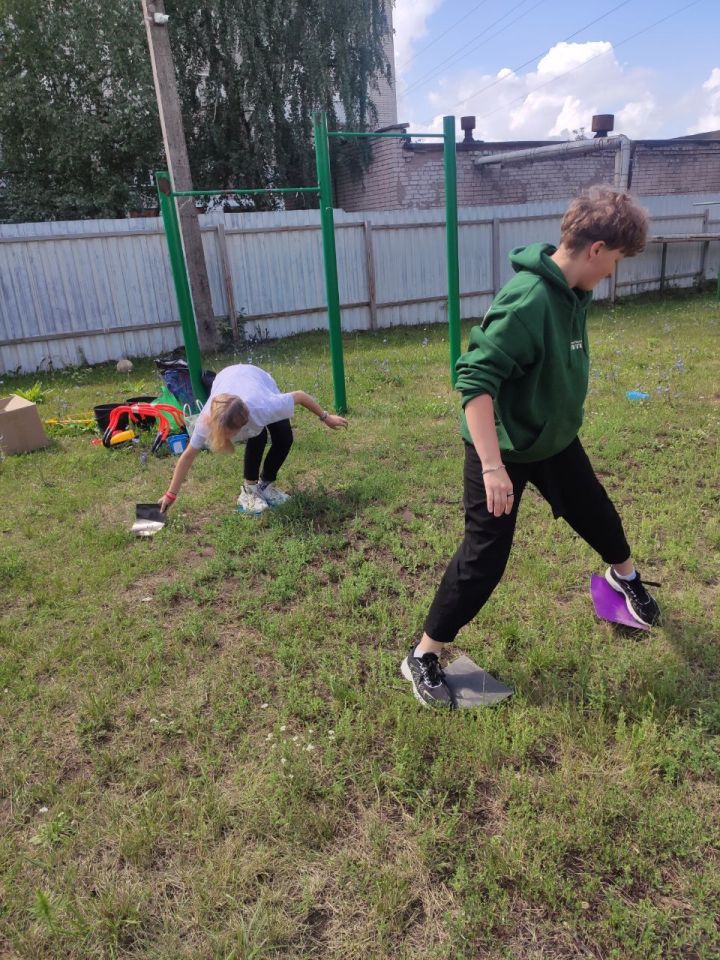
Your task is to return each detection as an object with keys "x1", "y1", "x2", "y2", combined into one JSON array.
[{"x1": 481, "y1": 464, "x2": 506, "y2": 476}]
